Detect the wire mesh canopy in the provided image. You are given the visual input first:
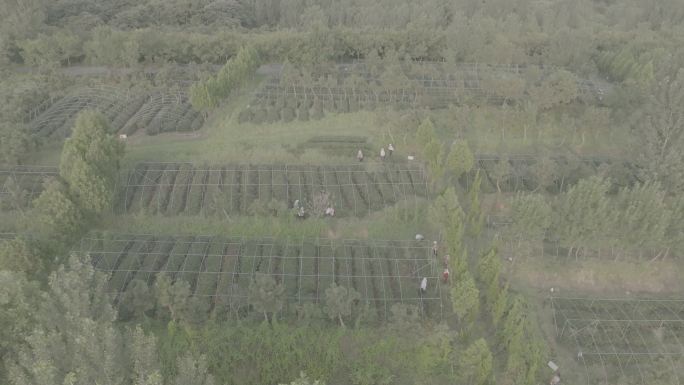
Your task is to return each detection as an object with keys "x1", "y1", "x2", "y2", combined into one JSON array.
[
  {"x1": 78, "y1": 234, "x2": 448, "y2": 320},
  {"x1": 116, "y1": 163, "x2": 430, "y2": 217},
  {"x1": 0, "y1": 165, "x2": 59, "y2": 211},
  {"x1": 551, "y1": 297, "x2": 684, "y2": 385}
]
